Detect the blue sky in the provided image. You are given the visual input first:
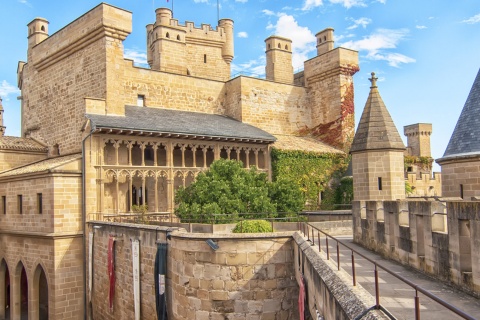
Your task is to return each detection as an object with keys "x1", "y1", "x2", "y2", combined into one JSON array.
[{"x1": 1, "y1": 0, "x2": 479, "y2": 169}]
